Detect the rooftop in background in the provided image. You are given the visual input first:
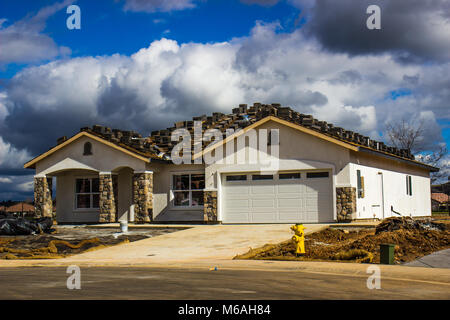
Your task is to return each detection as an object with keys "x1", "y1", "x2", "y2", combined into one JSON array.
[
  {"x1": 432, "y1": 193, "x2": 449, "y2": 204},
  {"x1": 5, "y1": 202, "x2": 34, "y2": 213}
]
